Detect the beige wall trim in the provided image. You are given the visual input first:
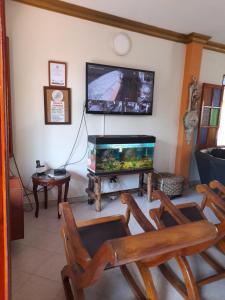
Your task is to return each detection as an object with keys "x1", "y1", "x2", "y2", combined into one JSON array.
[
  {"x1": 12, "y1": 0, "x2": 225, "y2": 52},
  {"x1": 204, "y1": 41, "x2": 225, "y2": 54},
  {"x1": 185, "y1": 33, "x2": 211, "y2": 44}
]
